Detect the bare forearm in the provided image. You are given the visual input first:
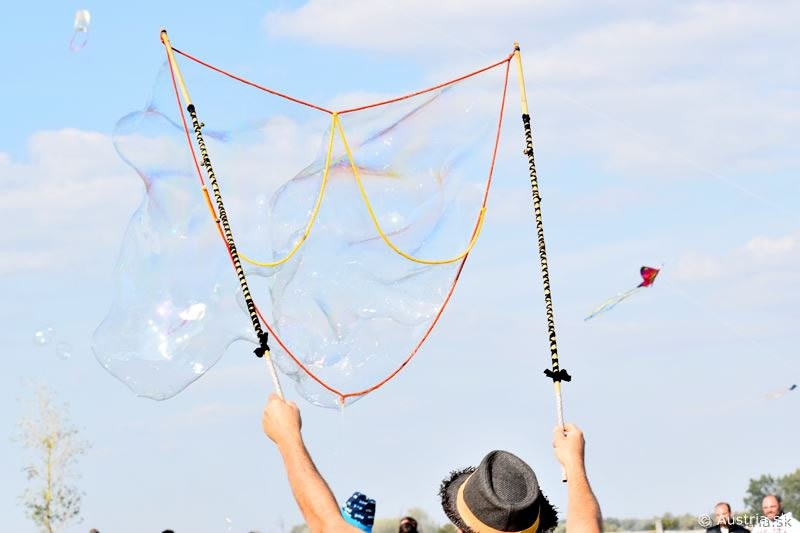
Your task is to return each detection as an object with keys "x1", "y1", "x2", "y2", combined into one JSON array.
[
  {"x1": 278, "y1": 434, "x2": 351, "y2": 533},
  {"x1": 565, "y1": 462, "x2": 602, "y2": 533}
]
